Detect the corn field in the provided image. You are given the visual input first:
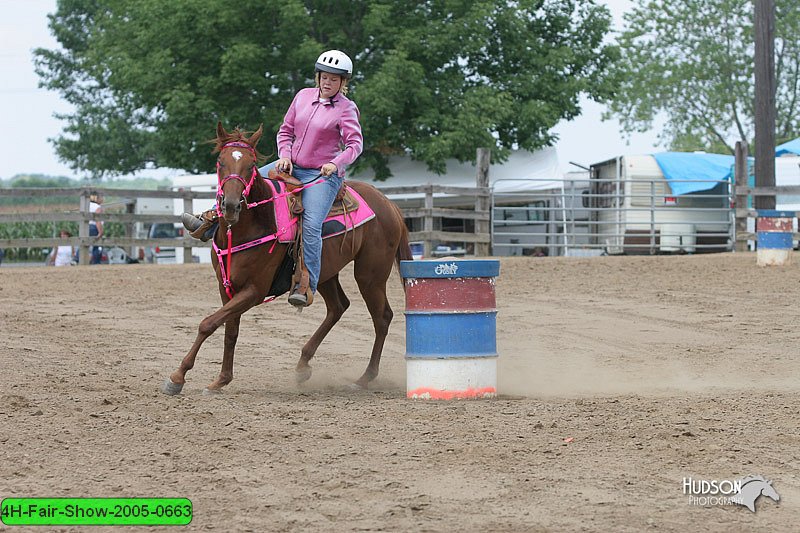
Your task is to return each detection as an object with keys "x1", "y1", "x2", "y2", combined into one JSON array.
[{"x1": 0, "y1": 199, "x2": 125, "y2": 263}]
